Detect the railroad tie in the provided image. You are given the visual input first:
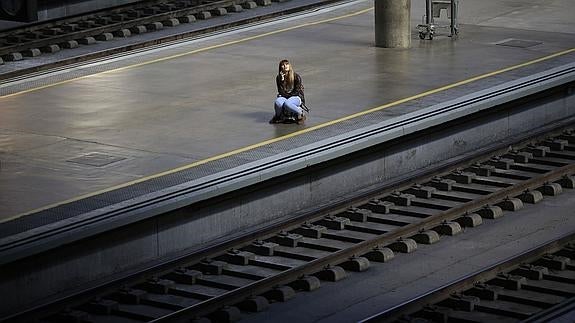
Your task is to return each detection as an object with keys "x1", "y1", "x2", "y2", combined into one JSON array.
[
  {"x1": 208, "y1": 306, "x2": 241, "y2": 323},
  {"x1": 142, "y1": 278, "x2": 175, "y2": 294},
  {"x1": 82, "y1": 299, "x2": 119, "y2": 315},
  {"x1": 314, "y1": 265, "x2": 347, "y2": 282},
  {"x1": 555, "y1": 244, "x2": 575, "y2": 259},
  {"x1": 363, "y1": 199, "x2": 393, "y2": 213},
  {"x1": 556, "y1": 175, "x2": 575, "y2": 189},
  {"x1": 534, "y1": 255, "x2": 570, "y2": 270},
  {"x1": 163, "y1": 18, "x2": 180, "y2": 27},
  {"x1": 227, "y1": 4, "x2": 244, "y2": 12},
  {"x1": 146, "y1": 22, "x2": 164, "y2": 31},
  {"x1": 178, "y1": 15, "x2": 197, "y2": 23},
  {"x1": 293, "y1": 223, "x2": 327, "y2": 239},
  {"x1": 221, "y1": 249, "x2": 255, "y2": 265},
  {"x1": 524, "y1": 144, "x2": 550, "y2": 157},
  {"x1": 454, "y1": 213, "x2": 483, "y2": 227},
  {"x1": 59, "y1": 40, "x2": 79, "y2": 49},
  {"x1": 112, "y1": 288, "x2": 147, "y2": 304},
  {"x1": 442, "y1": 294, "x2": 480, "y2": 312},
  {"x1": 363, "y1": 246, "x2": 395, "y2": 262},
  {"x1": 433, "y1": 221, "x2": 462, "y2": 236},
  {"x1": 476, "y1": 205, "x2": 504, "y2": 219},
  {"x1": 505, "y1": 150, "x2": 533, "y2": 163},
  {"x1": 41, "y1": 44, "x2": 61, "y2": 53},
  {"x1": 211, "y1": 8, "x2": 228, "y2": 16},
  {"x1": 384, "y1": 191, "x2": 414, "y2": 206},
  {"x1": 513, "y1": 264, "x2": 549, "y2": 280},
  {"x1": 244, "y1": 240, "x2": 278, "y2": 256},
  {"x1": 271, "y1": 231, "x2": 303, "y2": 247},
  {"x1": 95, "y1": 33, "x2": 114, "y2": 41},
  {"x1": 262, "y1": 285, "x2": 296, "y2": 302},
  {"x1": 490, "y1": 274, "x2": 527, "y2": 290},
  {"x1": 196, "y1": 259, "x2": 228, "y2": 274},
  {"x1": 238, "y1": 296, "x2": 269, "y2": 312},
  {"x1": 537, "y1": 182, "x2": 563, "y2": 196},
  {"x1": 130, "y1": 25, "x2": 147, "y2": 34},
  {"x1": 428, "y1": 177, "x2": 457, "y2": 190},
  {"x1": 289, "y1": 275, "x2": 321, "y2": 291},
  {"x1": 411, "y1": 230, "x2": 440, "y2": 244},
  {"x1": 2, "y1": 52, "x2": 23, "y2": 61},
  {"x1": 77, "y1": 37, "x2": 96, "y2": 45},
  {"x1": 113, "y1": 29, "x2": 132, "y2": 38},
  {"x1": 22, "y1": 48, "x2": 41, "y2": 57},
  {"x1": 518, "y1": 189, "x2": 543, "y2": 204},
  {"x1": 339, "y1": 207, "x2": 371, "y2": 222},
  {"x1": 242, "y1": 1, "x2": 258, "y2": 9},
  {"x1": 447, "y1": 170, "x2": 477, "y2": 184},
  {"x1": 543, "y1": 139, "x2": 568, "y2": 151},
  {"x1": 496, "y1": 197, "x2": 523, "y2": 211},
  {"x1": 467, "y1": 163, "x2": 495, "y2": 176},
  {"x1": 197, "y1": 11, "x2": 212, "y2": 20},
  {"x1": 417, "y1": 305, "x2": 451, "y2": 322},
  {"x1": 49, "y1": 309, "x2": 90, "y2": 322},
  {"x1": 256, "y1": 0, "x2": 272, "y2": 6},
  {"x1": 340, "y1": 256, "x2": 370, "y2": 272},
  {"x1": 405, "y1": 184, "x2": 437, "y2": 198},
  {"x1": 190, "y1": 316, "x2": 211, "y2": 323},
  {"x1": 486, "y1": 156, "x2": 515, "y2": 170},
  {"x1": 466, "y1": 283, "x2": 501, "y2": 301},
  {"x1": 316, "y1": 215, "x2": 351, "y2": 230},
  {"x1": 164, "y1": 268, "x2": 202, "y2": 284},
  {"x1": 388, "y1": 238, "x2": 418, "y2": 253}
]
